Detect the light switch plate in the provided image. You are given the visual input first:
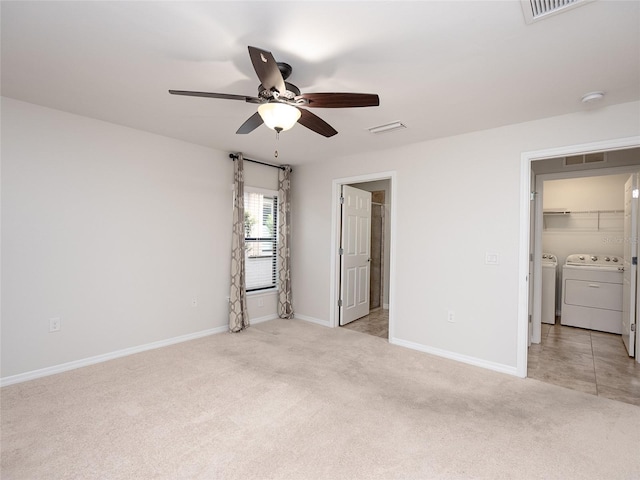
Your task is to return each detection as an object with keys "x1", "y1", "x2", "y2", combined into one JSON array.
[{"x1": 485, "y1": 252, "x2": 499, "y2": 265}]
